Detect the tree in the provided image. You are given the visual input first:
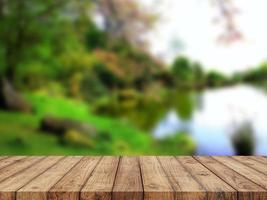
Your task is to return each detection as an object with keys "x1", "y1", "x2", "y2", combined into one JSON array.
[
  {"x1": 192, "y1": 62, "x2": 205, "y2": 87},
  {"x1": 206, "y1": 70, "x2": 228, "y2": 87},
  {"x1": 240, "y1": 63, "x2": 267, "y2": 82},
  {"x1": 212, "y1": 0, "x2": 243, "y2": 44},
  {"x1": 0, "y1": 1, "x2": 57, "y2": 81},
  {"x1": 171, "y1": 57, "x2": 194, "y2": 86},
  {"x1": 0, "y1": 0, "x2": 96, "y2": 110},
  {"x1": 0, "y1": 0, "x2": 92, "y2": 83},
  {"x1": 95, "y1": 0, "x2": 157, "y2": 50}
]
